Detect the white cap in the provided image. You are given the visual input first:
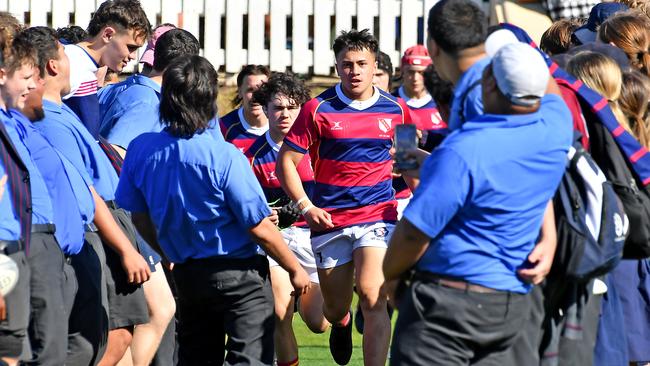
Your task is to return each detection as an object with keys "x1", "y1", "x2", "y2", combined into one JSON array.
[
  {"x1": 492, "y1": 42, "x2": 549, "y2": 106},
  {"x1": 485, "y1": 29, "x2": 519, "y2": 57}
]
